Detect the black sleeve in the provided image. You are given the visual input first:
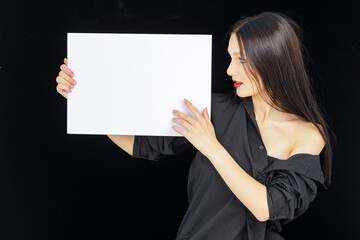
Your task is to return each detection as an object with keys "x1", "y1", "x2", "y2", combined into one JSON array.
[
  {"x1": 263, "y1": 153, "x2": 325, "y2": 222},
  {"x1": 266, "y1": 170, "x2": 318, "y2": 221},
  {"x1": 132, "y1": 135, "x2": 193, "y2": 161}
]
